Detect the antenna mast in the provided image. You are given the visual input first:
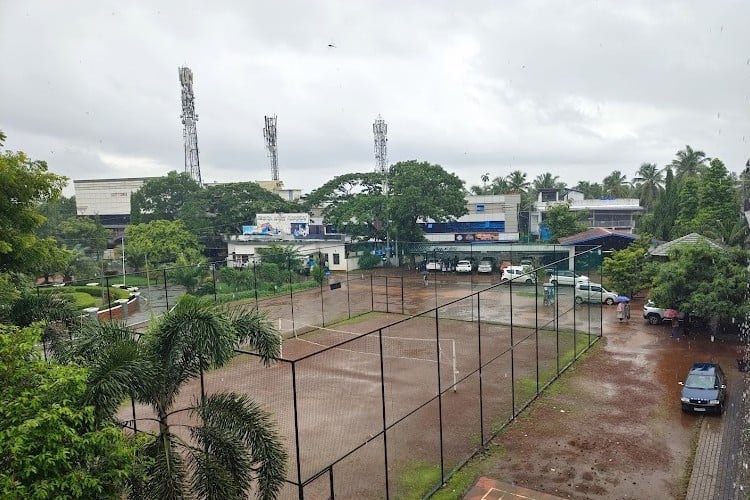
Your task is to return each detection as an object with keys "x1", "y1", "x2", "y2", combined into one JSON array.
[
  {"x1": 264, "y1": 115, "x2": 279, "y2": 181},
  {"x1": 373, "y1": 115, "x2": 388, "y2": 174},
  {"x1": 373, "y1": 115, "x2": 391, "y2": 260},
  {"x1": 179, "y1": 66, "x2": 202, "y2": 186}
]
